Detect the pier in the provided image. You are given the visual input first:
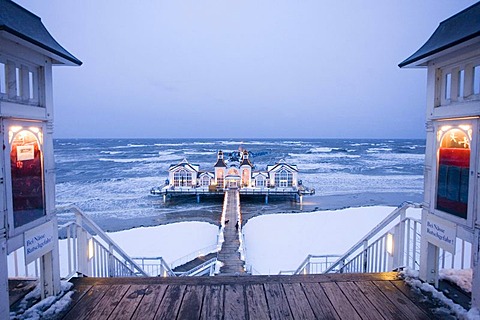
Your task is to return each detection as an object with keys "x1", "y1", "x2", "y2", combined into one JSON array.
[{"x1": 217, "y1": 190, "x2": 245, "y2": 275}]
